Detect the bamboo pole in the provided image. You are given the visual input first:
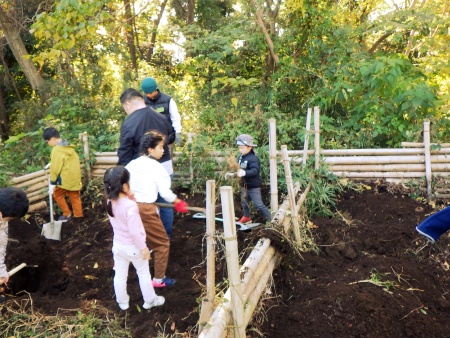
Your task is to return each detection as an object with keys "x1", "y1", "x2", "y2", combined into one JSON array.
[
  {"x1": 10, "y1": 169, "x2": 46, "y2": 184},
  {"x1": 198, "y1": 180, "x2": 217, "y2": 333},
  {"x1": 296, "y1": 183, "x2": 311, "y2": 212},
  {"x1": 328, "y1": 164, "x2": 433, "y2": 172},
  {"x1": 271, "y1": 182, "x2": 300, "y2": 228},
  {"x1": 28, "y1": 193, "x2": 48, "y2": 203},
  {"x1": 331, "y1": 171, "x2": 449, "y2": 178},
  {"x1": 302, "y1": 108, "x2": 312, "y2": 167},
  {"x1": 220, "y1": 186, "x2": 245, "y2": 338},
  {"x1": 314, "y1": 106, "x2": 320, "y2": 170},
  {"x1": 28, "y1": 201, "x2": 47, "y2": 212},
  {"x1": 14, "y1": 174, "x2": 47, "y2": 188},
  {"x1": 188, "y1": 133, "x2": 194, "y2": 183},
  {"x1": 199, "y1": 239, "x2": 277, "y2": 338},
  {"x1": 243, "y1": 254, "x2": 280, "y2": 327},
  {"x1": 93, "y1": 156, "x2": 120, "y2": 165},
  {"x1": 402, "y1": 142, "x2": 450, "y2": 148},
  {"x1": 23, "y1": 180, "x2": 48, "y2": 194},
  {"x1": 281, "y1": 146, "x2": 301, "y2": 244},
  {"x1": 79, "y1": 132, "x2": 92, "y2": 181},
  {"x1": 283, "y1": 148, "x2": 450, "y2": 156},
  {"x1": 324, "y1": 155, "x2": 426, "y2": 165},
  {"x1": 423, "y1": 120, "x2": 432, "y2": 199},
  {"x1": 269, "y1": 118, "x2": 278, "y2": 214}
]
